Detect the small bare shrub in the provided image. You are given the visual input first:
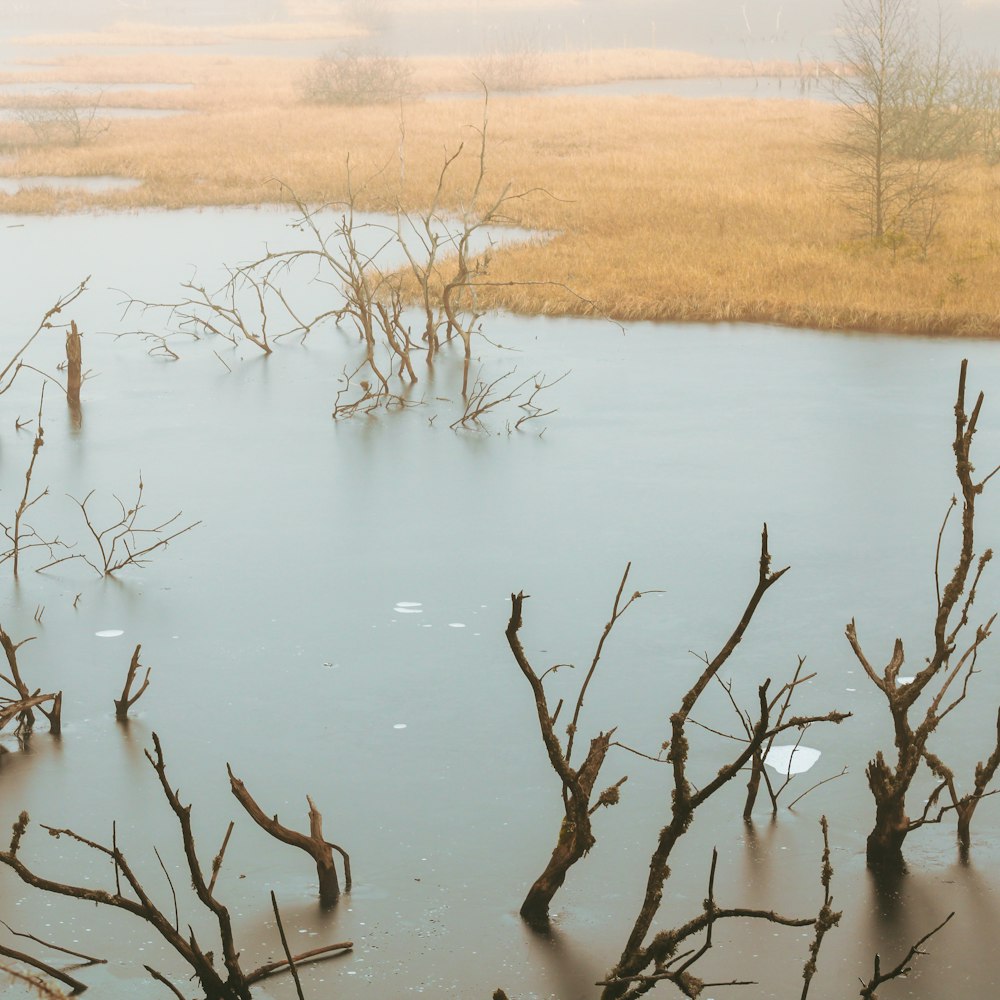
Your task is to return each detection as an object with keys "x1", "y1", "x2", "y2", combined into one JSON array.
[
  {"x1": 15, "y1": 93, "x2": 109, "y2": 147},
  {"x1": 471, "y1": 34, "x2": 548, "y2": 92},
  {"x1": 300, "y1": 48, "x2": 411, "y2": 105}
]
